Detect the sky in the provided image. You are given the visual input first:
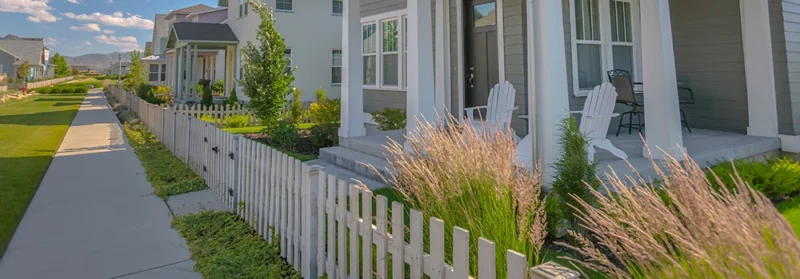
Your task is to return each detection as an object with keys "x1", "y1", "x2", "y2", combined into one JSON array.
[{"x1": 0, "y1": 0, "x2": 219, "y2": 56}]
